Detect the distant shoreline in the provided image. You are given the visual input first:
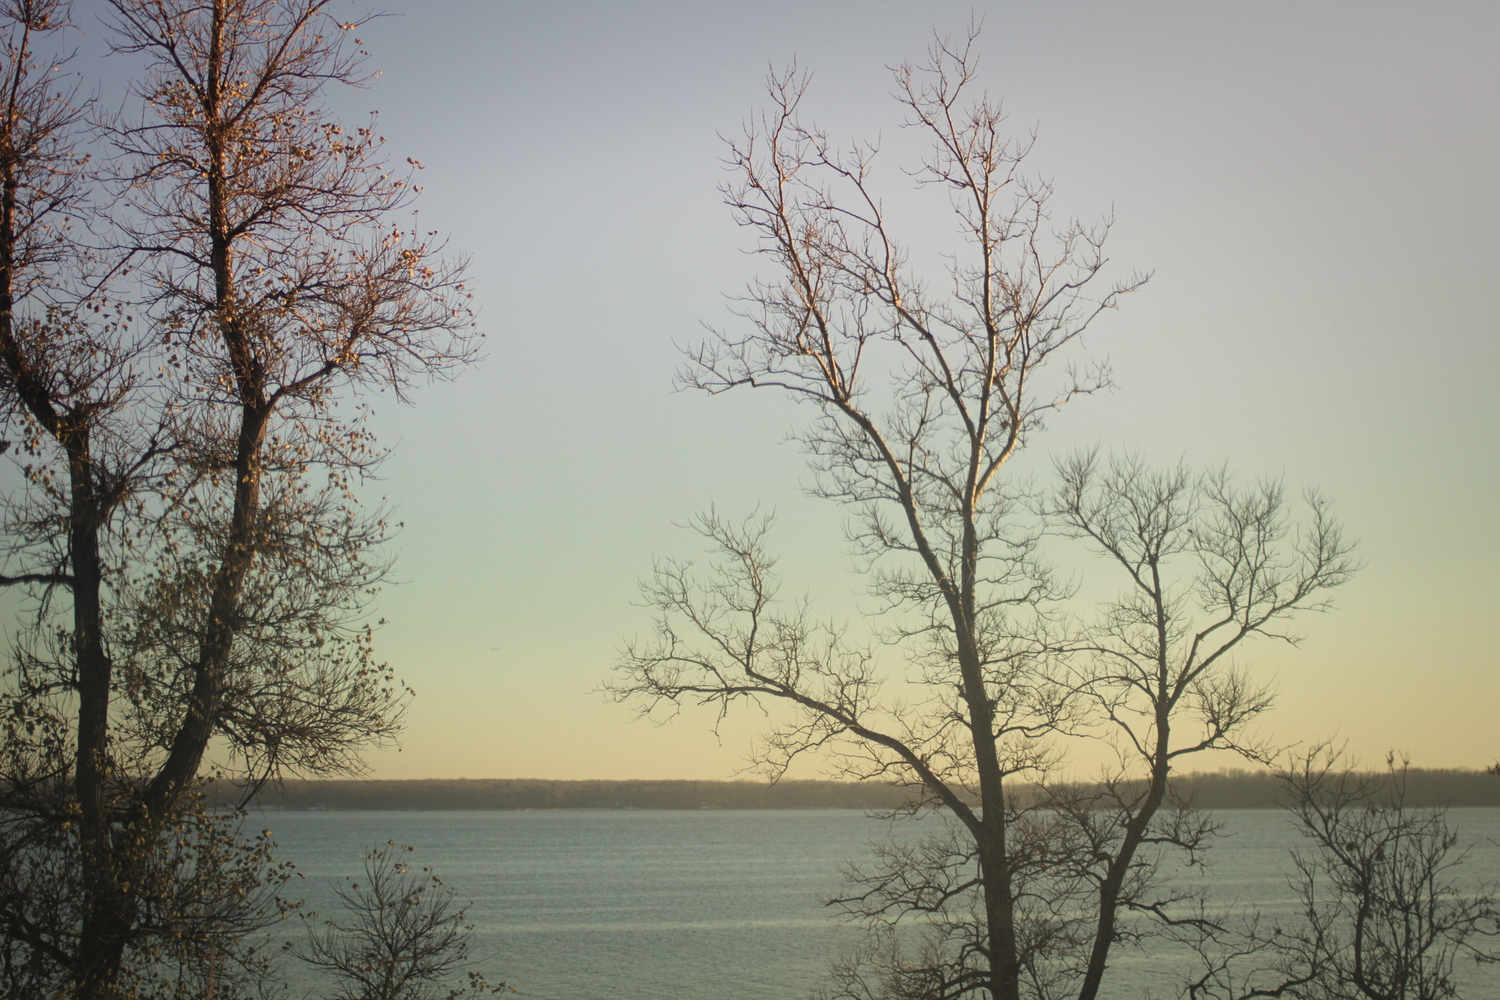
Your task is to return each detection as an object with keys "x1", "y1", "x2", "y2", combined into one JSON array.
[{"x1": 225, "y1": 769, "x2": 1500, "y2": 812}]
